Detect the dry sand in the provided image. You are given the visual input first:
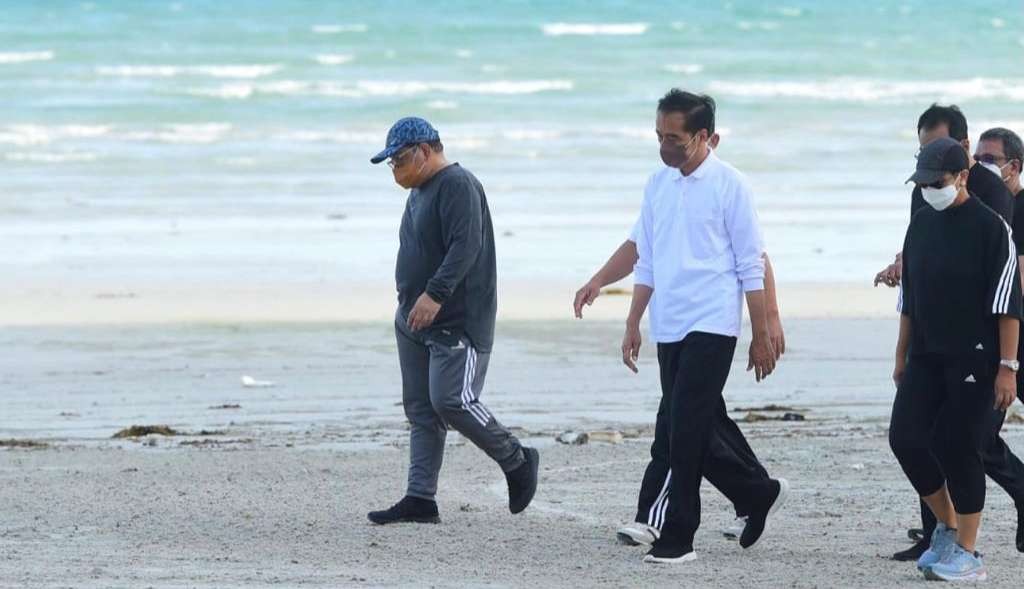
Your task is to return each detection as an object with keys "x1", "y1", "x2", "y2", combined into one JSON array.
[{"x1": 3, "y1": 422, "x2": 1024, "y2": 588}]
